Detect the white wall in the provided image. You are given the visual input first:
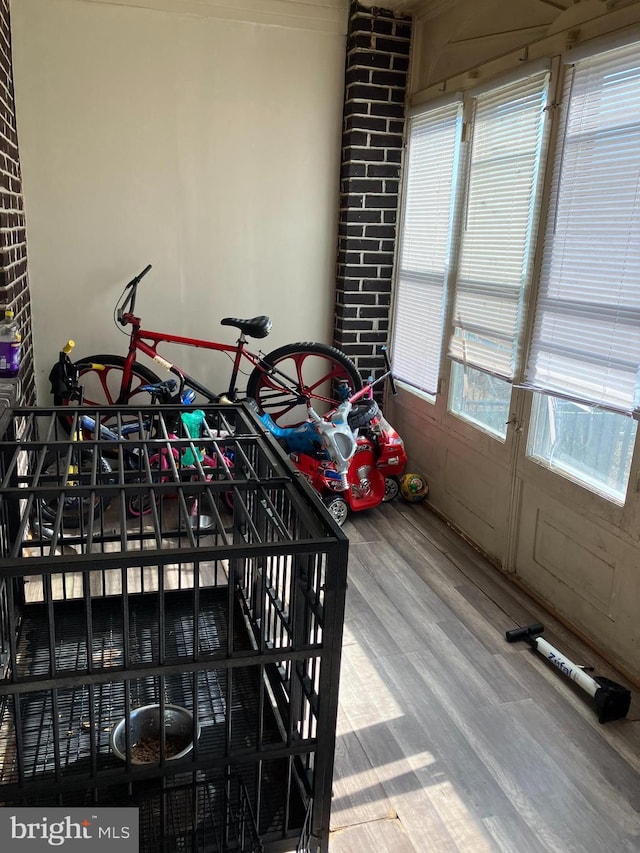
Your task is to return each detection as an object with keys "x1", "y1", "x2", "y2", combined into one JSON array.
[{"x1": 11, "y1": 0, "x2": 347, "y2": 401}]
